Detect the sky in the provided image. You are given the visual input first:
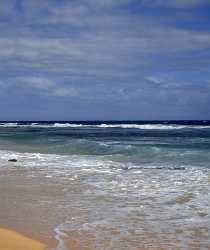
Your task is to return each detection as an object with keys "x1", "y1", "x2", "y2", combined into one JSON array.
[{"x1": 0, "y1": 0, "x2": 210, "y2": 121}]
